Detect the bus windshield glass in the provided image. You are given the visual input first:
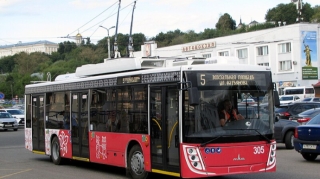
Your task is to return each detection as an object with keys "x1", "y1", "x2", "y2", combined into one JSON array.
[{"x1": 183, "y1": 71, "x2": 274, "y2": 143}]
